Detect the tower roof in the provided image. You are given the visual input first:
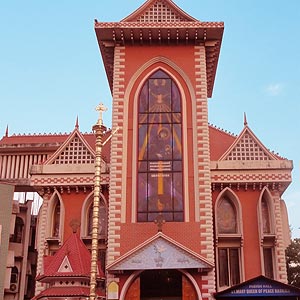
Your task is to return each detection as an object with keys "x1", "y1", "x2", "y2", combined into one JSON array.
[
  {"x1": 37, "y1": 232, "x2": 104, "y2": 281},
  {"x1": 95, "y1": 0, "x2": 224, "y2": 97}
]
